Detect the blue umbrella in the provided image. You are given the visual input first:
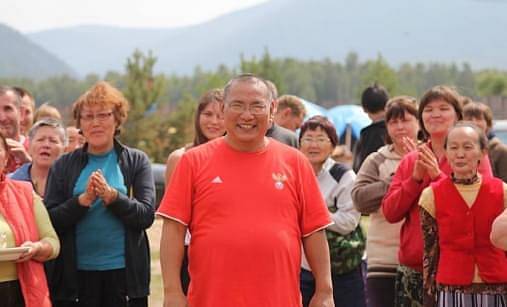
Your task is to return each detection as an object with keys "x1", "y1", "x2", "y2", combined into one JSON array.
[{"x1": 327, "y1": 105, "x2": 371, "y2": 139}]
